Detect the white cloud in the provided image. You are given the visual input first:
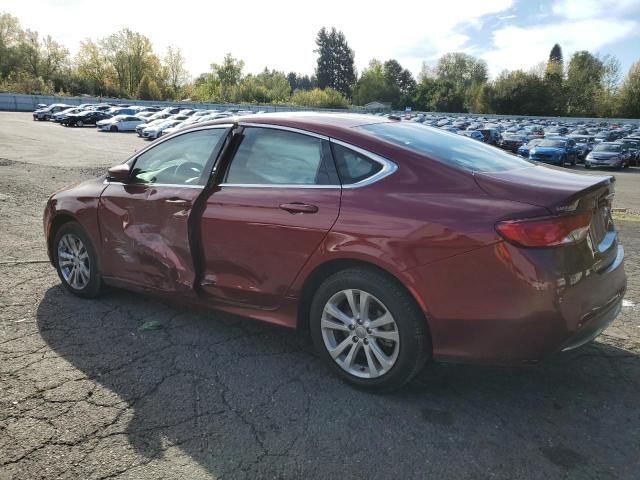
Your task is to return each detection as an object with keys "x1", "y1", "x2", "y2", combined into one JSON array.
[
  {"x1": 2, "y1": 0, "x2": 513, "y2": 77},
  {"x1": 552, "y1": 0, "x2": 640, "y2": 19},
  {"x1": 482, "y1": 19, "x2": 638, "y2": 77}
]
